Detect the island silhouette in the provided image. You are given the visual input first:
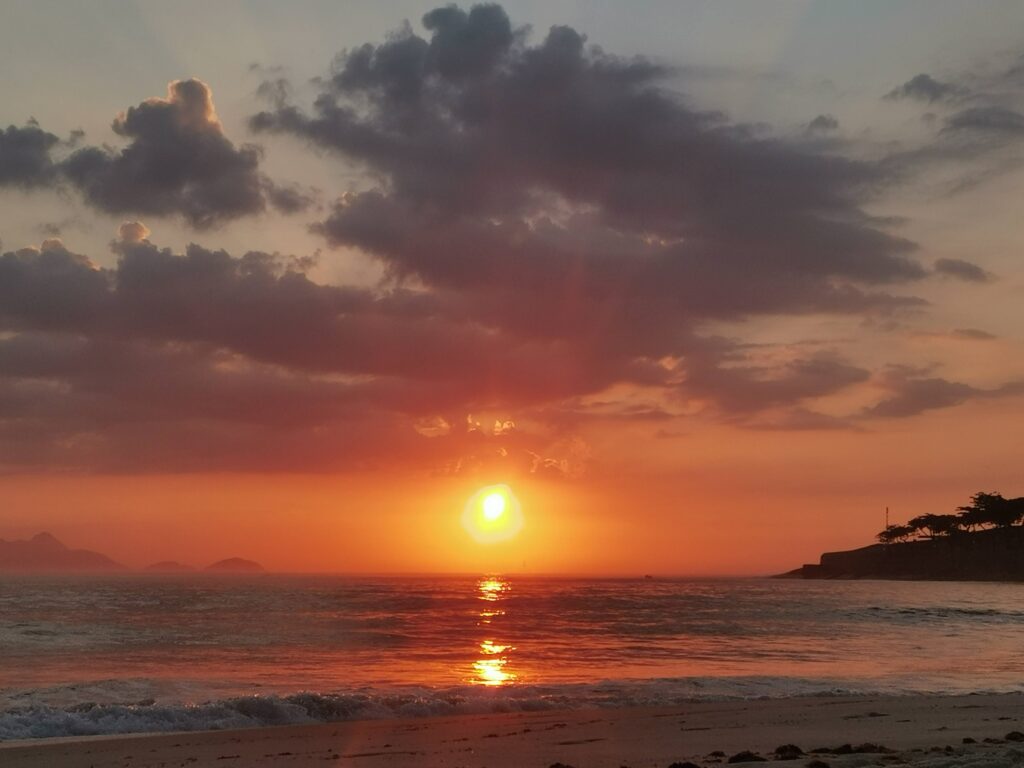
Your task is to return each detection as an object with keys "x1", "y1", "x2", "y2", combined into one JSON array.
[
  {"x1": 0, "y1": 533, "x2": 265, "y2": 574},
  {"x1": 0, "y1": 532, "x2": 124, "y2": 572}
]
